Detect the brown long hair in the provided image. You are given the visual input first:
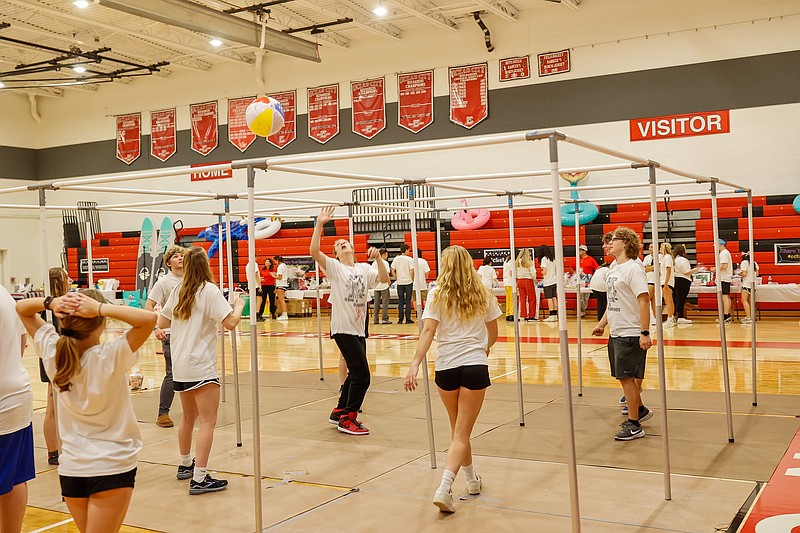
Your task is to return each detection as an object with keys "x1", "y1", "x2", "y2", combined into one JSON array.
[
  {"x1": 54, "y1": 289, "x2": 106, "y2": 392},
  {"x1": 49, "y1": 267, "x2": 70, "y2": 297},
  {"x1": 173, "y1": 246, "x2": 214, "y2": 320}
]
